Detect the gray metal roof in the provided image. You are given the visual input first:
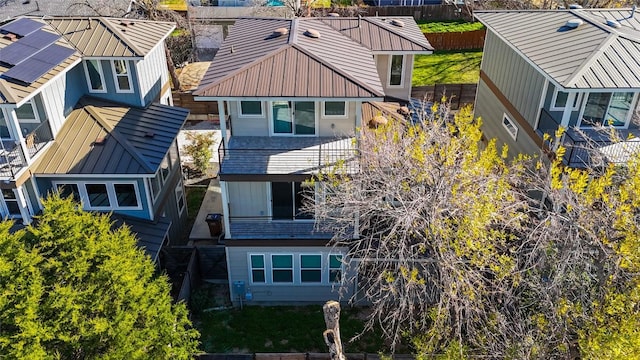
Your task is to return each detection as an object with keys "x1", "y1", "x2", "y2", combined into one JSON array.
[
  {"x1": 35, "y1": 97, "x2": 188, "y2": 175},
  {"x1": 111, "y1": 214, "x2": 171, "y2": 262},
  {"x1": 195, "y1": 16, "x2": 432, "y2": 99},
  {"x1": 475, "y1": 9, "x2": 640, "y2": 89}
]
